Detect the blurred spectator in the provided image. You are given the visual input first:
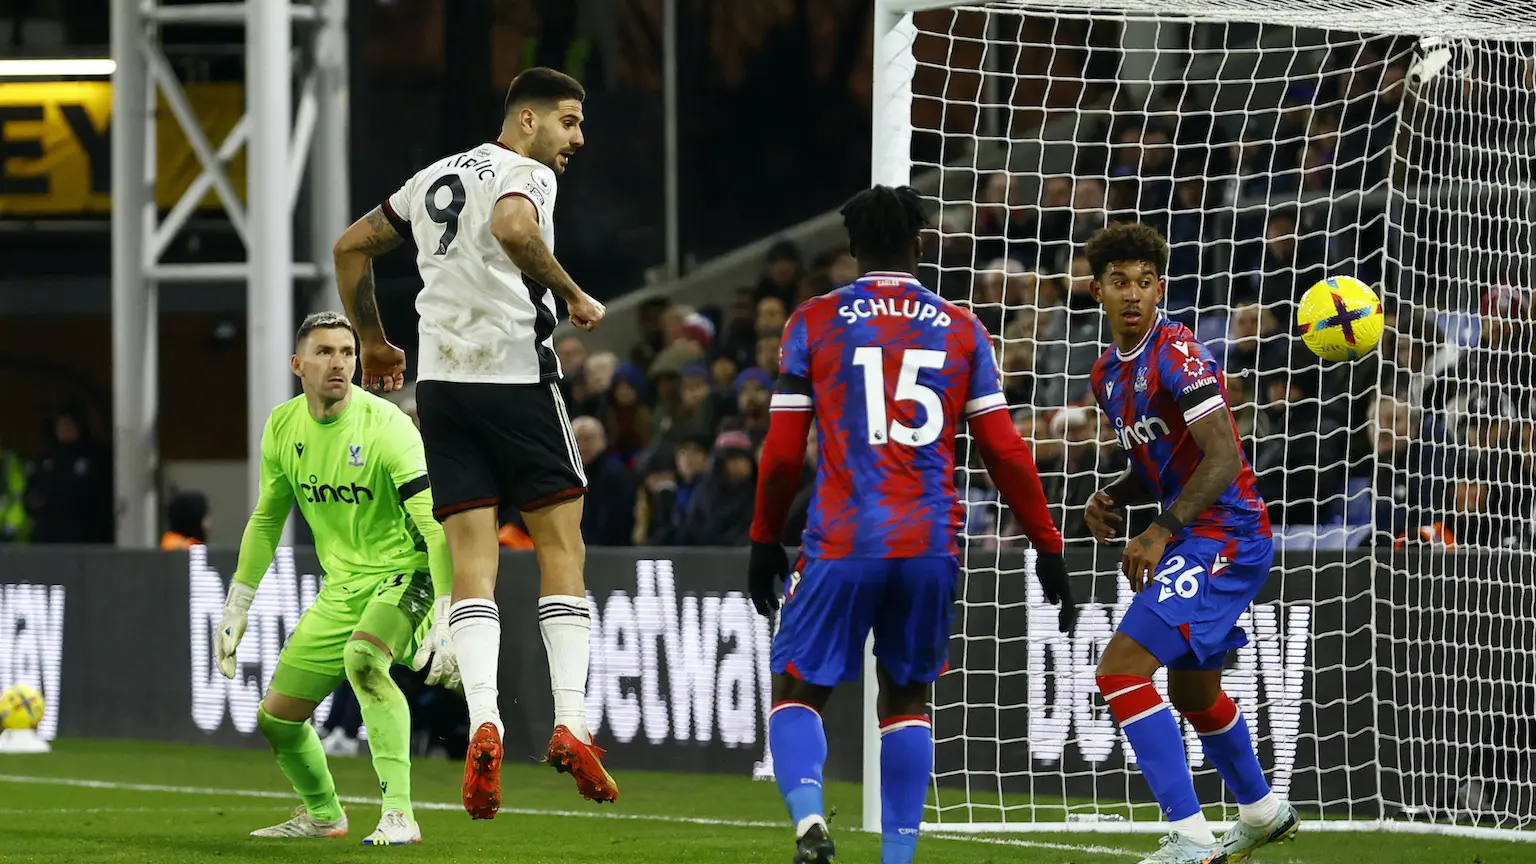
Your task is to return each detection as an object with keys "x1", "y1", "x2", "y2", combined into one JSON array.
[
  {"x1": 1036, "y1": 405, "x2": 1122, "y2": 540},
  {"x1": 556, "y1": 334, "x2": 588, "y2": 404},
  {"x1": 1429, "y1": 283, "x2": 1535, "y2": 425},
  {"x1": 1254, "y1": 360, "x2": 1348, "y2": 526},
  {"x1": 160, "y1": 491, "x2": 210, "y2": 550},
  {"x1": 720, "y1": 289, "x2": 760, "y2": 371},
  {"x1": 795, "y1": 271, "x2": 832, "y2": 308},
  {"x1": 674, "y1": 431, "x2": 758, "y2": 546},
  {"x1": 603, "y1": 362, "x2": 653, "y2": 467},
  {"x1": 572, "y1": 416, "x2": 636, "y2": 546},
  {"x1": 1232, "y1": 209, "x2": 1327, "y2": 304},
  {"x1": 572, "y1": 350, "x2": 617, "y2": 416},
  {"x1": 679, "y1": 311, "x2": 716, "y2": 352},
  {"x1": 1351, "y1": 393, "x2": 1432, "y2": 540},
  {"x1": 1070, "y1": 177, "x2": 1108, "y2": 244},
  {"x1": 556, "y1": 334, "x2": 587, "y2": 379},
  {"x1": 631, "y1": 296, "x2": 672, "y2": 369},
  {"x1": 827, "y1": 252, "x2": 858, "y2": 288},
  {"x1": 654, "y1": 363, "x2": 716, "y2": 446},
  {"x1": 755, "y1": 335, "x2": 782, "y2": 379},
  {"x1": 0, "y1": 439, "x2": 30, "y2": 543},
  {"x1": 642, "y1": 435, "x2": 712, "y2": 545},
  {"x1": 26, "y1": 400, "x2": 113, "y2": 544},
  {"x1": 756, "y1": 295, "x2": 789, "y2": 336},
  {"x1": 756, "y1": 239, "x2": 803, "y2": 307},
  {"x1": 734, "y1": 368, "x2": 774, "y2": 441}
]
